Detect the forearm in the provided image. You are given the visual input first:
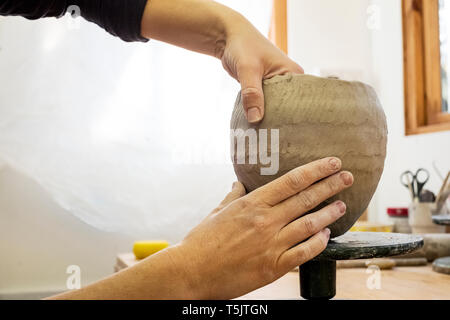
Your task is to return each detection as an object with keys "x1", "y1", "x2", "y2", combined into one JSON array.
[
  {"x1": 140, "y1": 0, "x2": 257, "y2": 58},
  {"x1": 48, "y1": 245, "x2": 194, "y2": 300}
]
